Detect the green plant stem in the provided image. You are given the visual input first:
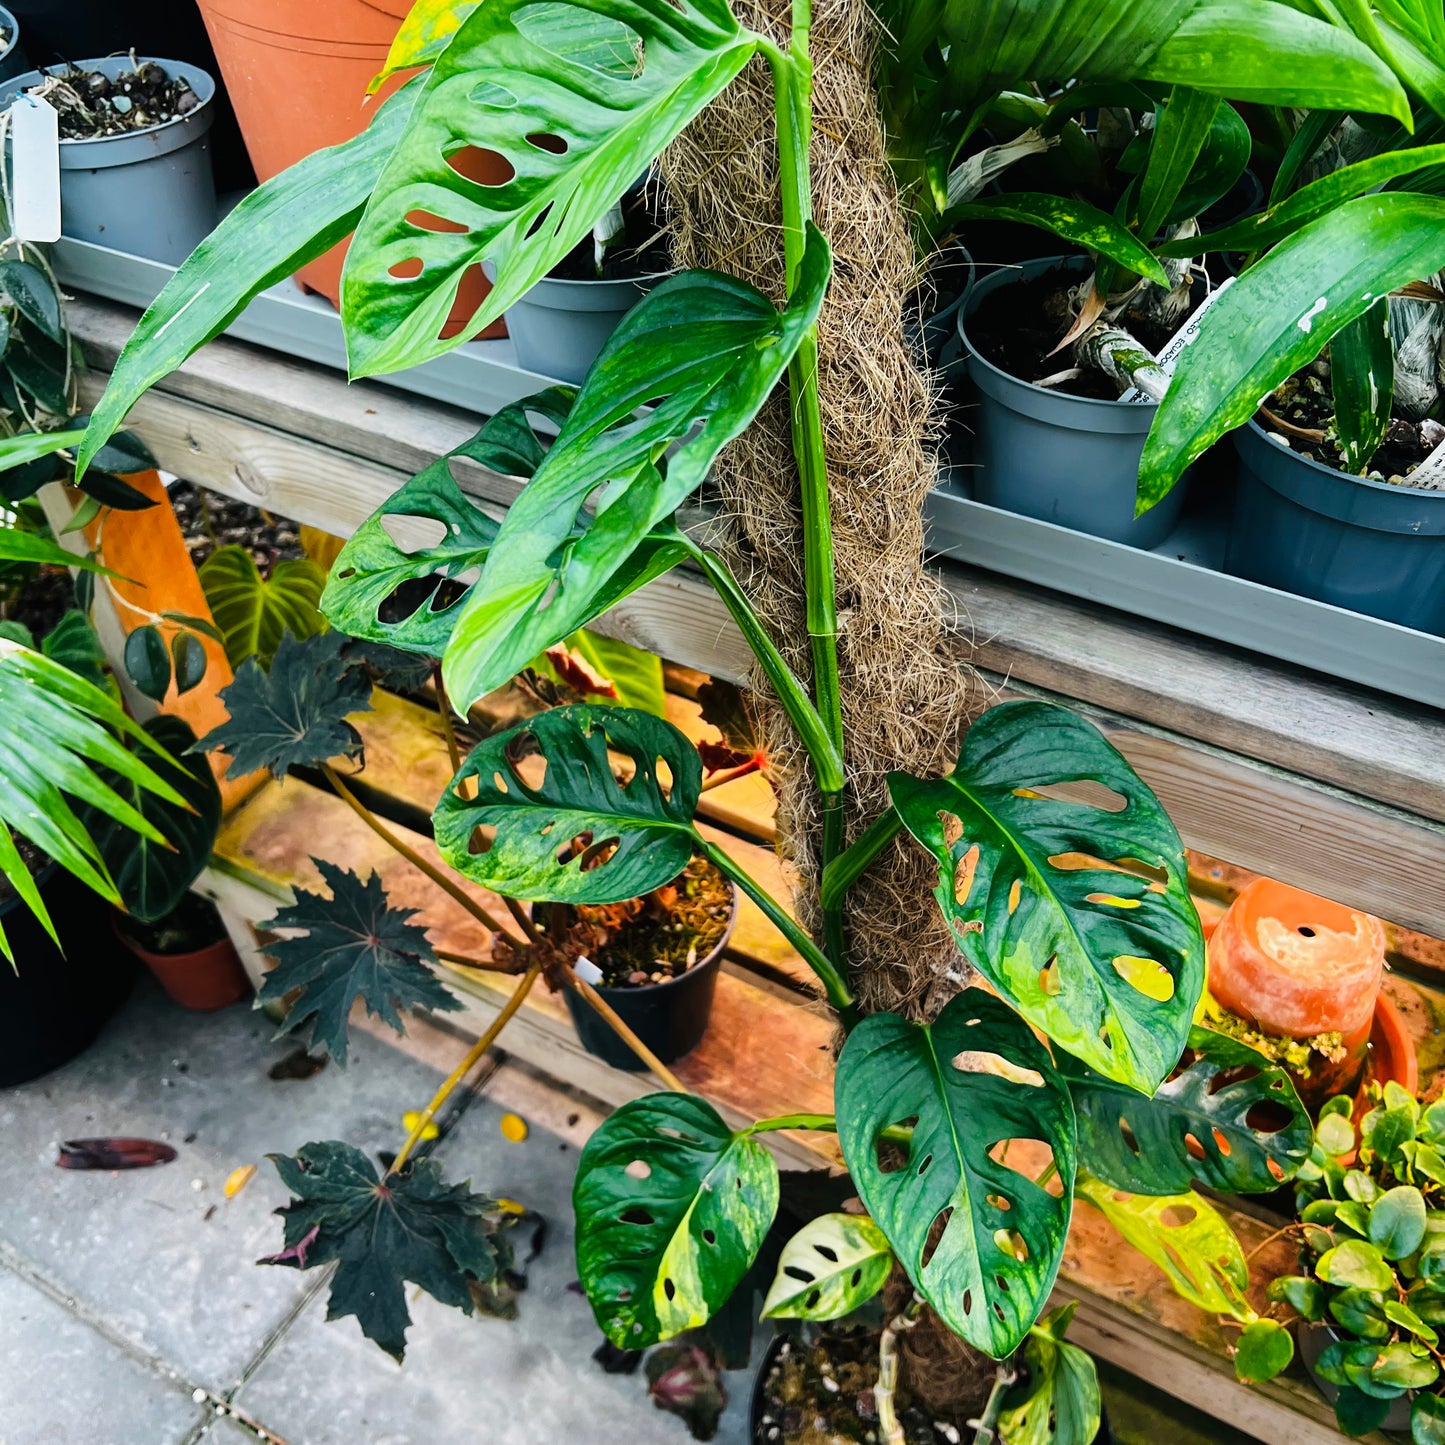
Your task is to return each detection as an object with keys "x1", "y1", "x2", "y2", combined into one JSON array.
[
  {"x1": 820, "y1": 807, "x2": 902, "y2": 910},
  {"x1": 970, "y1": 1363, "x2": 1020, "y2": 1445},
  {"x1": 700, "y1": 837, "x2": 856, "y2": 1024},
  {"x1": 750, "y1": 1111, "x2": 913, "y2": 1145}
]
